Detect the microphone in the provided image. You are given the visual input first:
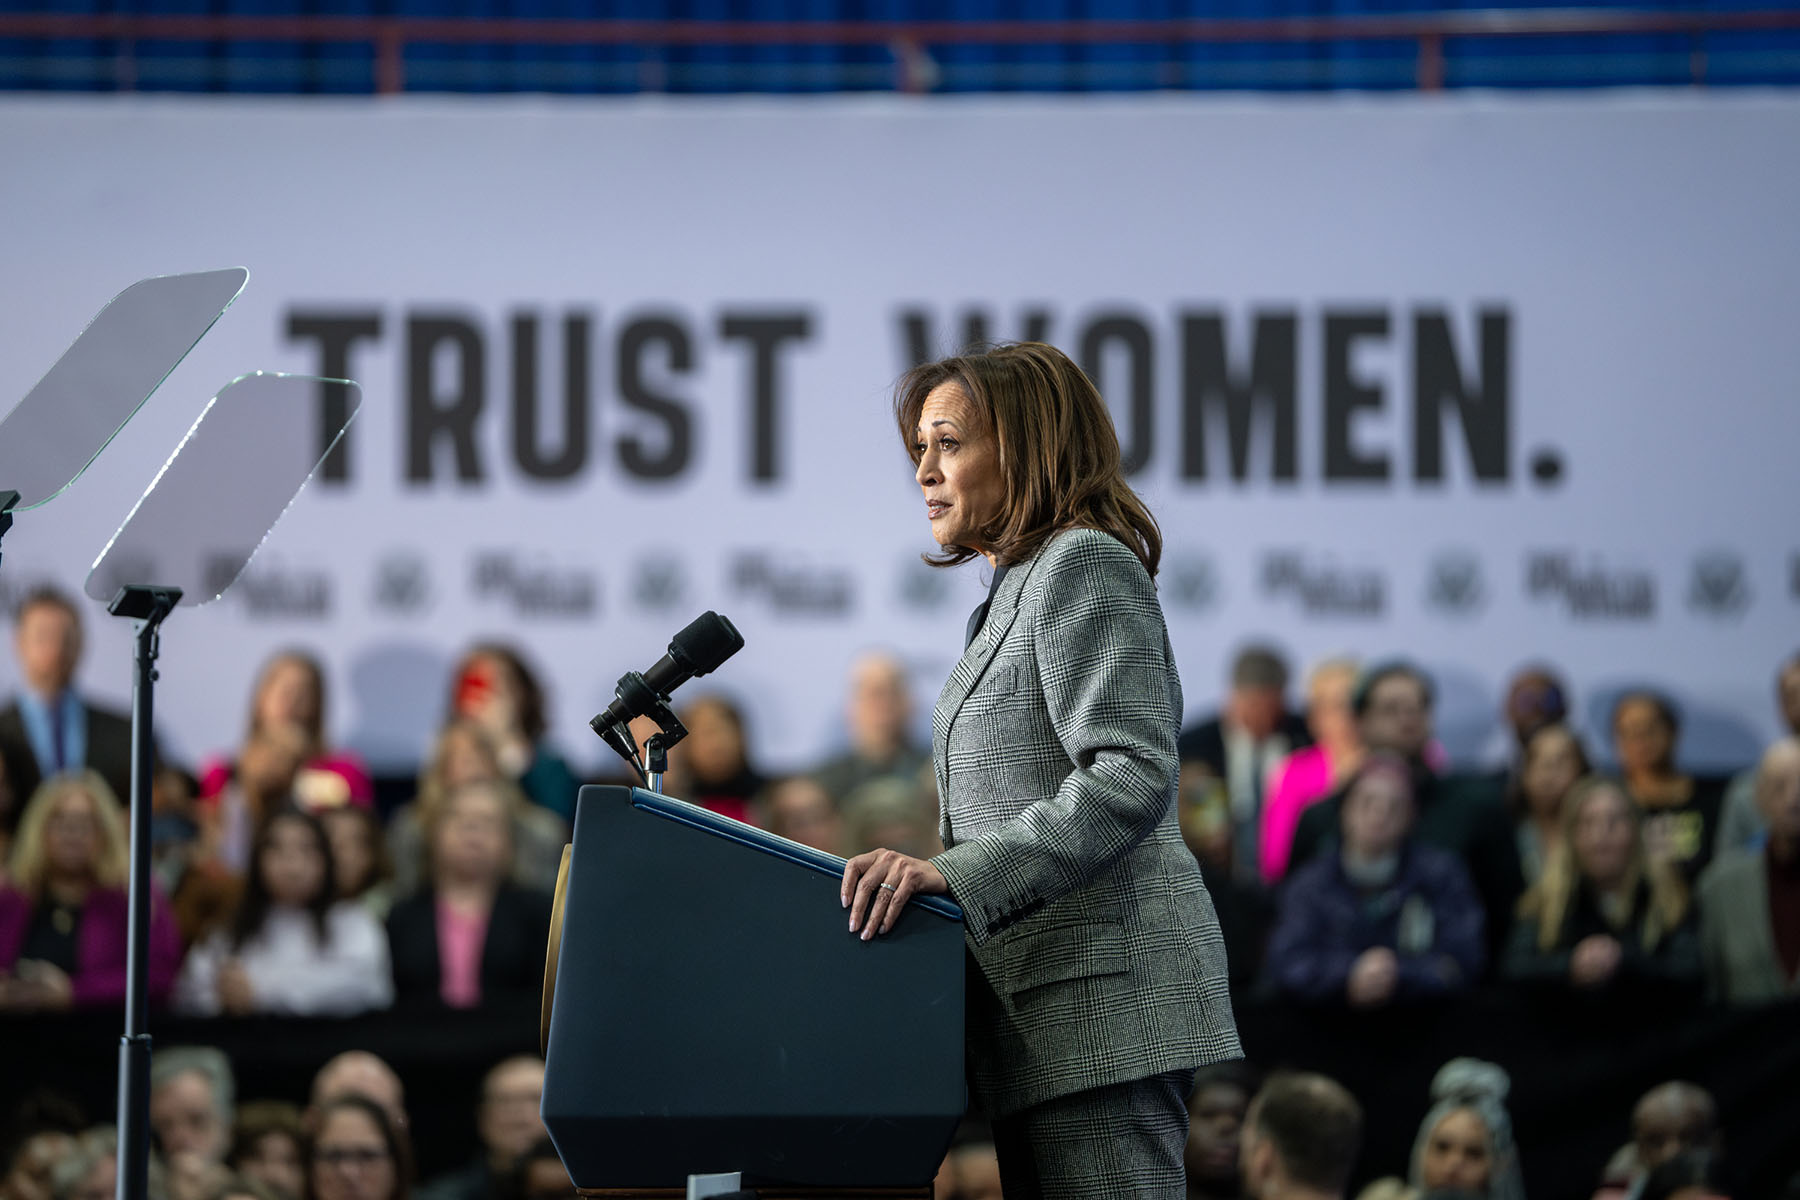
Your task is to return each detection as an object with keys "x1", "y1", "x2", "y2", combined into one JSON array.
[{"x1": 591, "y1": 611, "x2": 745, "y2": 734}]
